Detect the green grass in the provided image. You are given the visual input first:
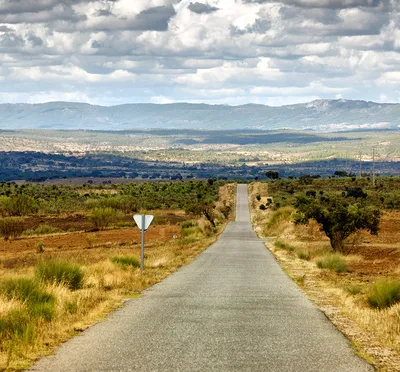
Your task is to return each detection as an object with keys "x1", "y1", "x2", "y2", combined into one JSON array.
[
  {"x1": 22, "y1": 225, "x2": 63, "y2": 236},
  {"x1": 181, "y1": 227, "x2": 202, "y2": 237},
  {"x1": 179, "y1": 237, "x2": 199, "y2": 245},
  {"x1": 180, "y1": 220, "x2": 198, "y2": 229},
  {"x1": 316, "y1": 254, "x2": 349, "y2": 273},
  {"x1": 345, "y1": 284, "x2": 362, "y2": 295},
  {"x1": 274, "y1": 240, "x2": 295, "y2": 252},
  {"x1": 35, "y1": 259, "x2": 84, "y2": 290},
  {"x1": 0, "y1": 278, "x2": 56, "y2": 321},
  {"x1": 368, "y1": 280, "x2": 400, "y2": 309},
  {"x1": 0, "y1": 309, "x2": 36, "y2": 343},
  {"x1": 111, "y1": 256, "x2": 140, "y2": 268}
]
